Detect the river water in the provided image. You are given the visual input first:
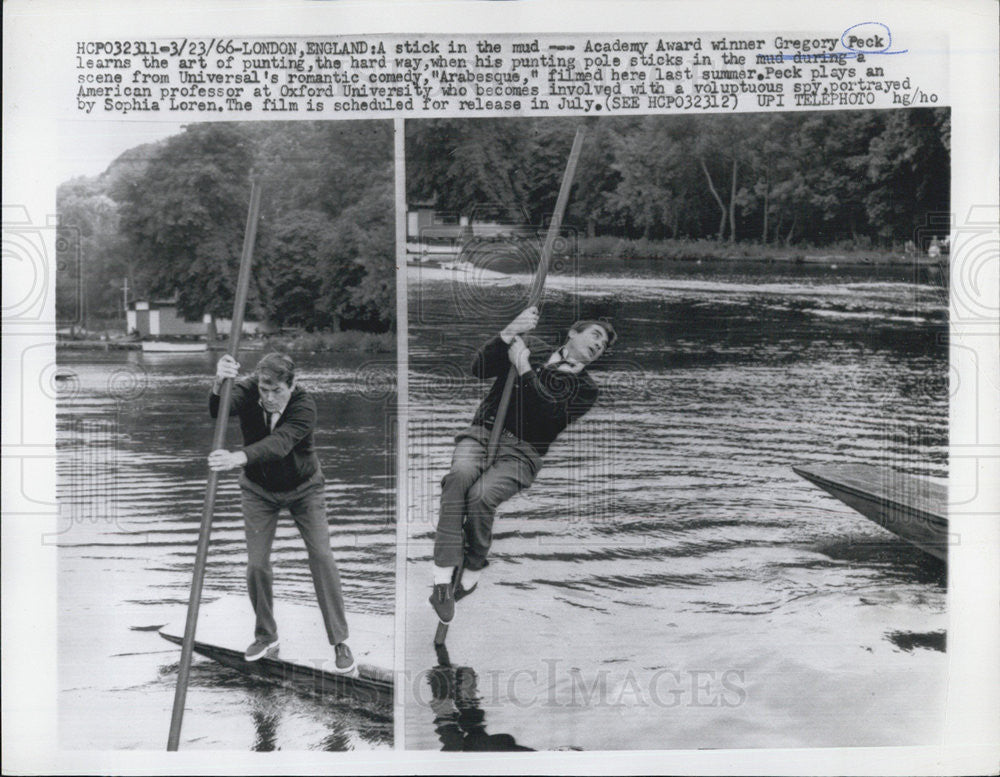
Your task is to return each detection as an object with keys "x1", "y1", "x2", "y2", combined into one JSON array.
[
  {"x1": 56, "y1": 350, "x2": 396, "y2": 750},
  {"x1": 404, "y1": 258, "x2": 948, "y2": 751},
  {"x1": 54, "y1": 257, "x2": 948, "y2": 753}
]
